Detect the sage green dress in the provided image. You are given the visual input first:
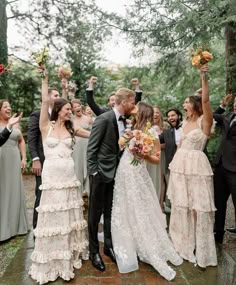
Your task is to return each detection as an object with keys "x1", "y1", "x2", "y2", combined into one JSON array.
[
  {"x1": 72, "y1": 125, "x2": 92, "y2": 196},
  {"x1": 0, "y1": 127, "x2": 29, "y2": 241},
  {"x1": 147, "y1": 149, "x2": 166, "y2": 200}
]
